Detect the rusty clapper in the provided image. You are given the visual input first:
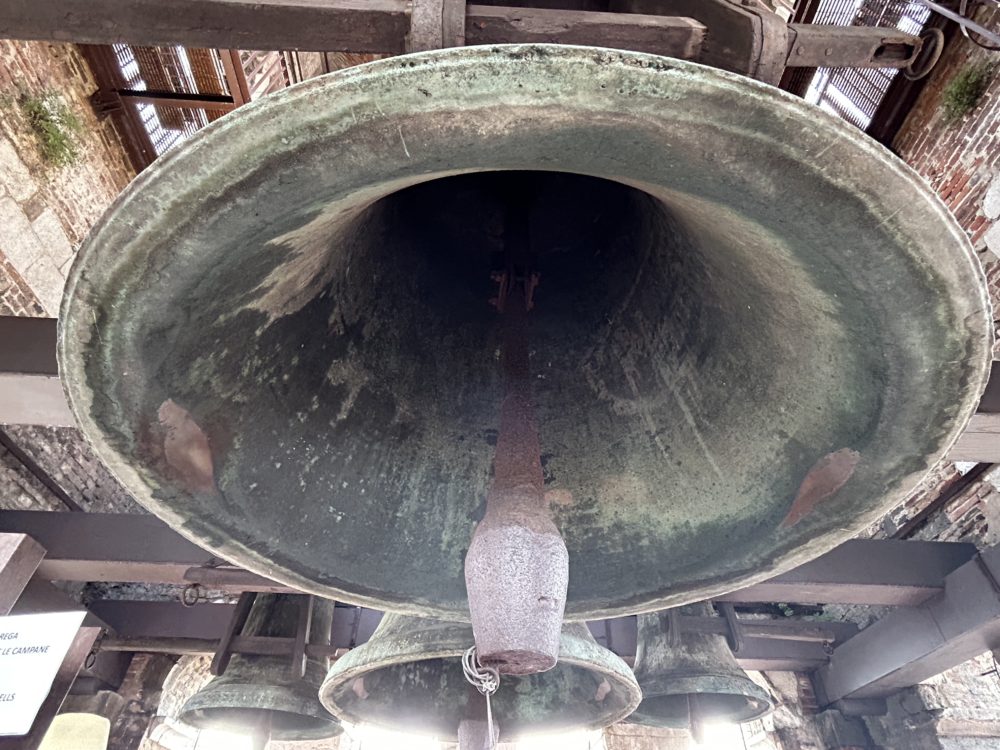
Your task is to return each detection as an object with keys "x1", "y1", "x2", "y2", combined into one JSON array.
[
  {"x1": 60, "y1": 46, "x2": 992, "y2": 625},
  {"x1": 464, "y1": 184, "x2": 569, "y2": 676}
]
